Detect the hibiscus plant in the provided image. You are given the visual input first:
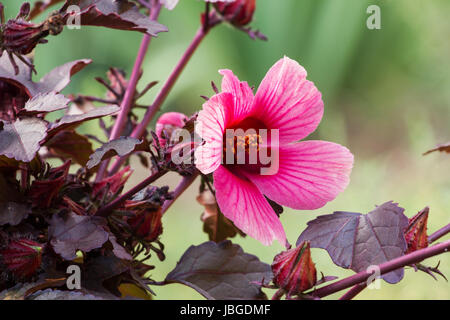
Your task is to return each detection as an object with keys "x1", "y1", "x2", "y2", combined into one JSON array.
[{"x1": 0, "y1": 0, "x2": 449, "y2": 300}]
